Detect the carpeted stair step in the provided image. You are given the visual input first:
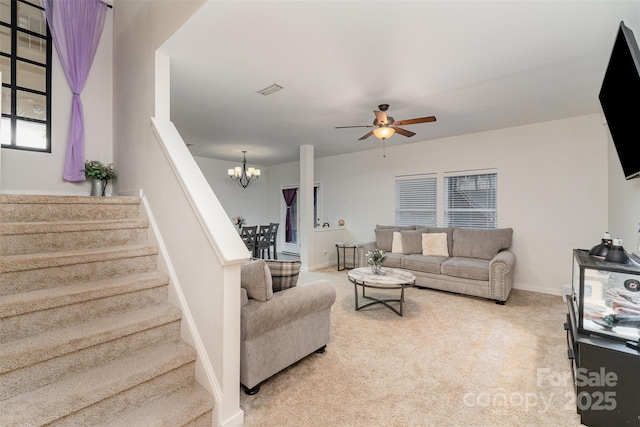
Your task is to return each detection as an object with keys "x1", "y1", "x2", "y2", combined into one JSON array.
[
  {"x1": 0, "y1": 244, "x2": 159, "y2": 295},
  {"x1": 0, "y1": 271, "x2": 170, "y2": 342},
  {"x1": 95, "y1": 382, "x2": 214, "y2": 427},
  {"x1": 0, "y1": 303, "x2": 182, "y2": 400},
  {"x1": 0, "y1": 194, "x2": 141, "y2": 223},
  {"x1": 0, "y1": 219, "x2": 150, "y2": 255},
  {"x1": 0, "y1": 340, "x2": 199, "y2": 427}
]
